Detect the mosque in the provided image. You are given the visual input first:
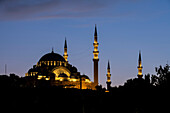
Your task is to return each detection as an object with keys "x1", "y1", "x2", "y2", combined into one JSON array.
[{"x1": 25, "y1": 25, "x2": 143, "y2": 90}]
